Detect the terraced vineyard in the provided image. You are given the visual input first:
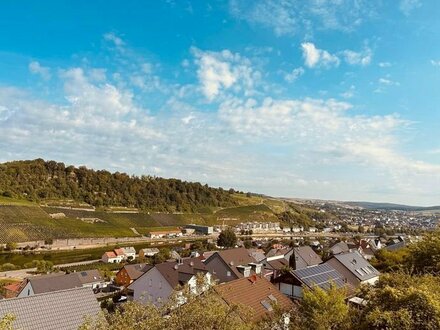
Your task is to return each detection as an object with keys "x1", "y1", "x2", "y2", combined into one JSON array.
[{"x1": 0, "y1": 194, "x2": 324, "y2": 242}]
